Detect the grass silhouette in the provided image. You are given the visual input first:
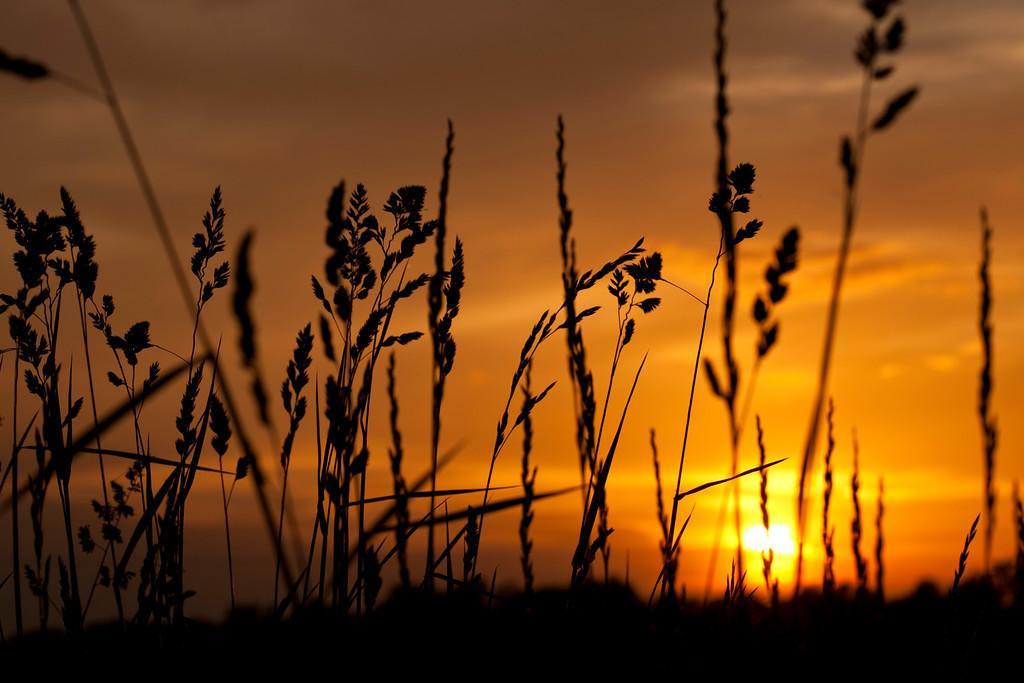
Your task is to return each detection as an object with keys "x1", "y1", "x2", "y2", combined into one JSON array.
[{"x1": 0, "y1": 0, "x2": 1021, "y2": 673}]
